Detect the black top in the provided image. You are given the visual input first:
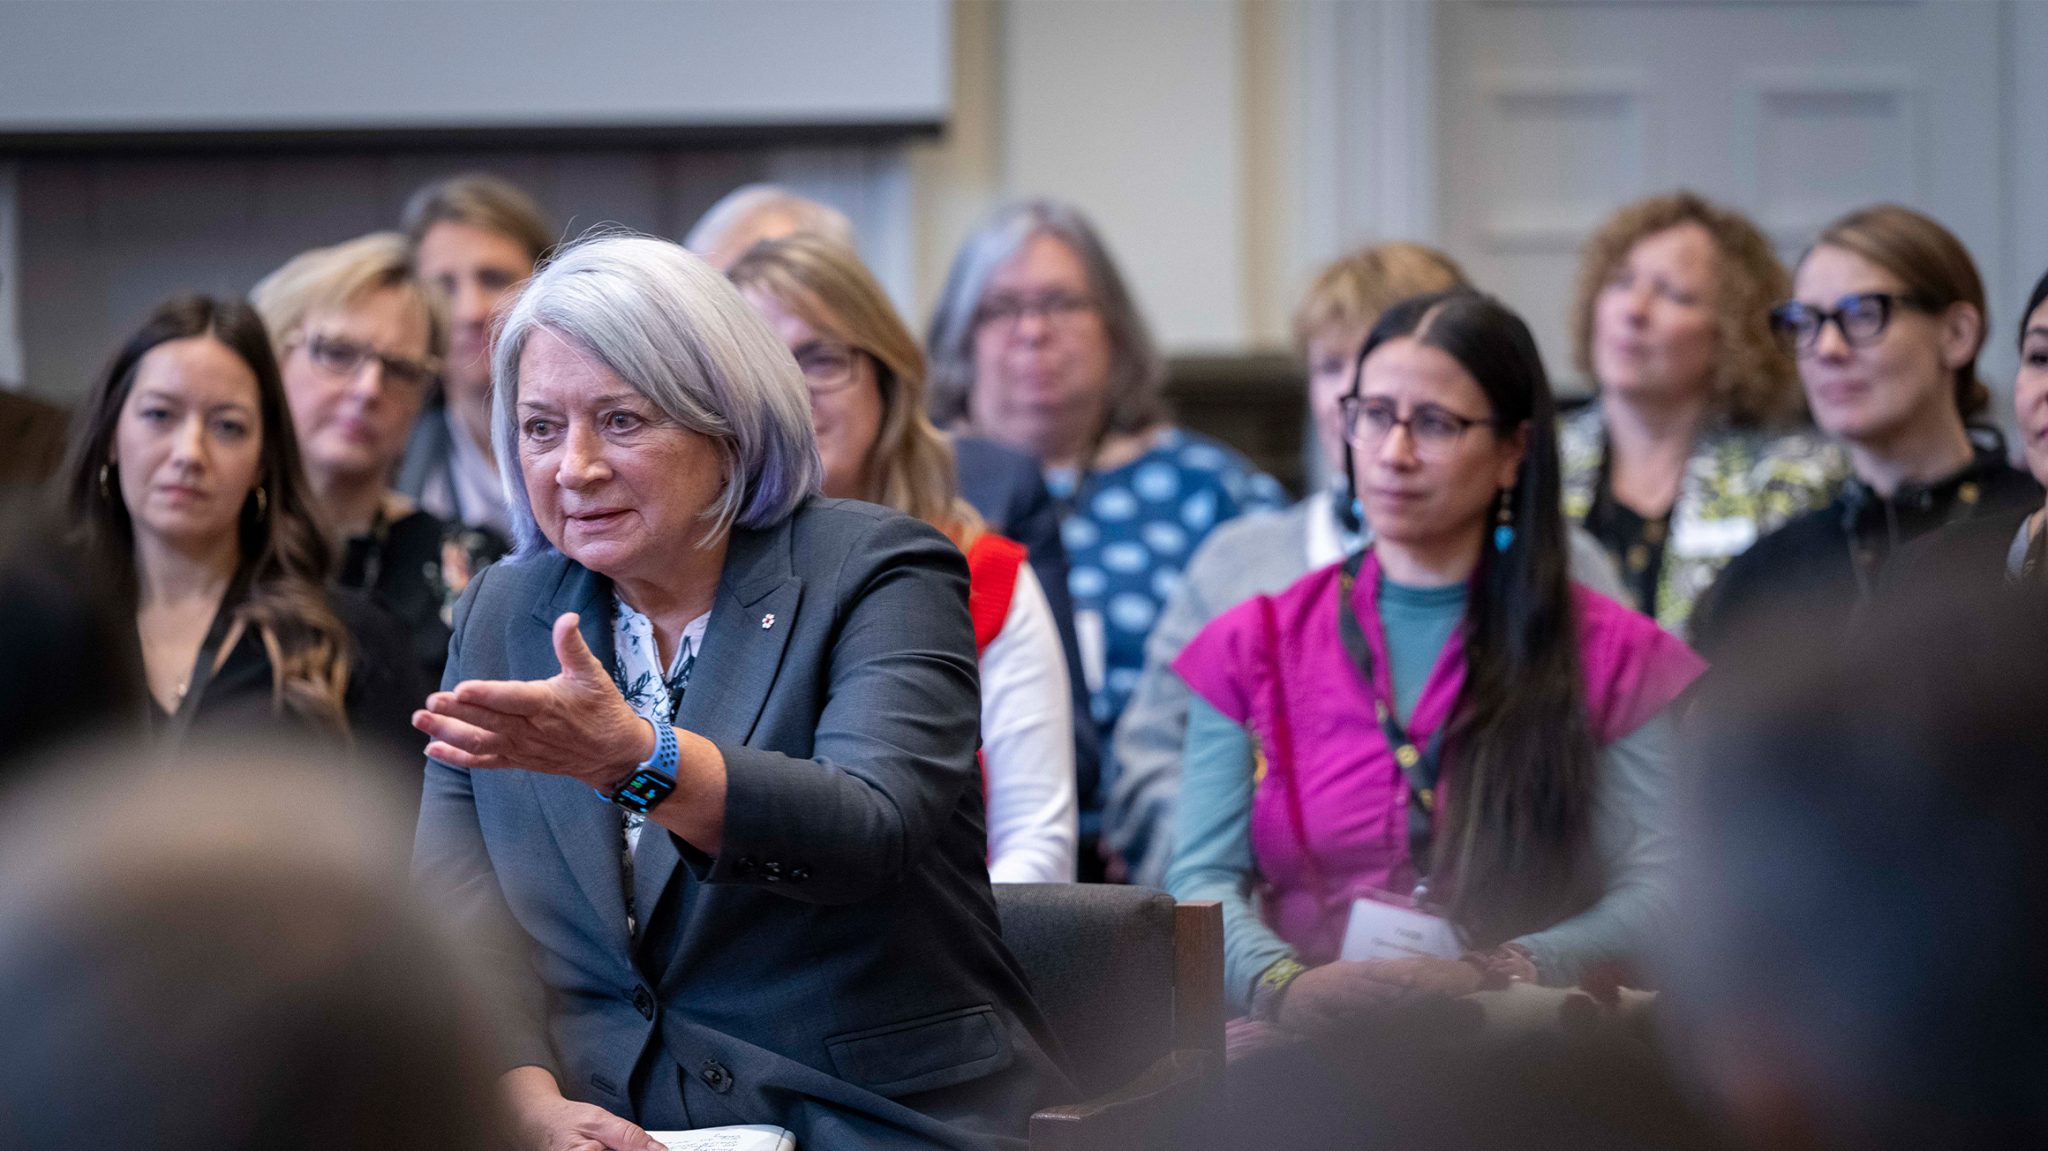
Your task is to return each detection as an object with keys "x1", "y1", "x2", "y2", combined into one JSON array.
[
  {"x1": 1583, "y1": 449, "x2": 1671, "y2": 616},
  {"x1": 337, "y1": 506, "x2": 503, "y2": 688},
  {"x1": 1884, "y1": 505, "x2": 2046, "y2": 597},
  {"x1": 144, "y1": 586, "x2": 426, "y2": 783},
  {"x1": 1690, "y1": 437, "x2": 2043, "y2": 657},
  {"x1": 952, "y1": 434, "x2": 1102, "y2": 813}
]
